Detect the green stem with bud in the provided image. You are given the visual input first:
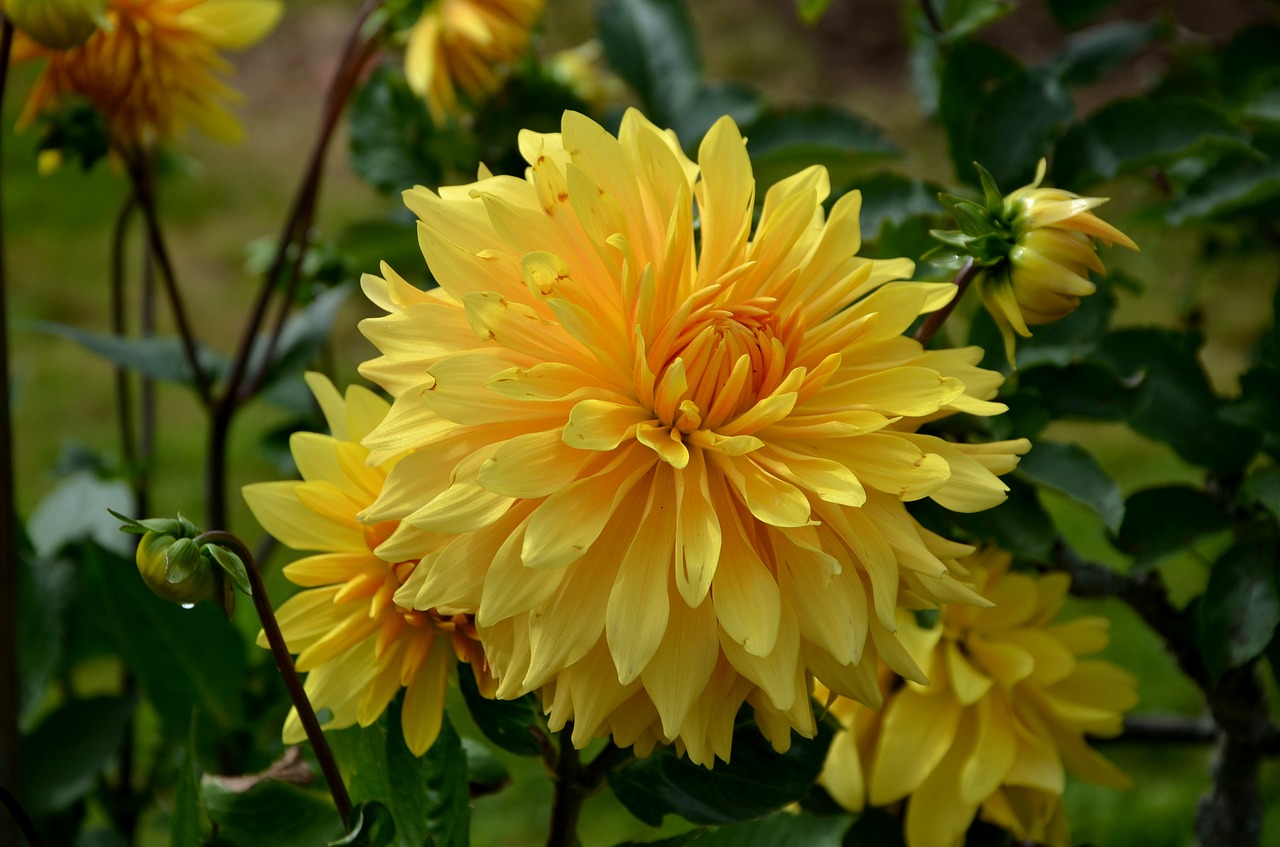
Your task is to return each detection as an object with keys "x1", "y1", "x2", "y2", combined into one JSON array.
[
  {"x1": 195, "y1": 531, "x2": 352, "y2": 830},
  {"x1": 914, "y1": 259, "x2": 978, "y2": 347}
]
